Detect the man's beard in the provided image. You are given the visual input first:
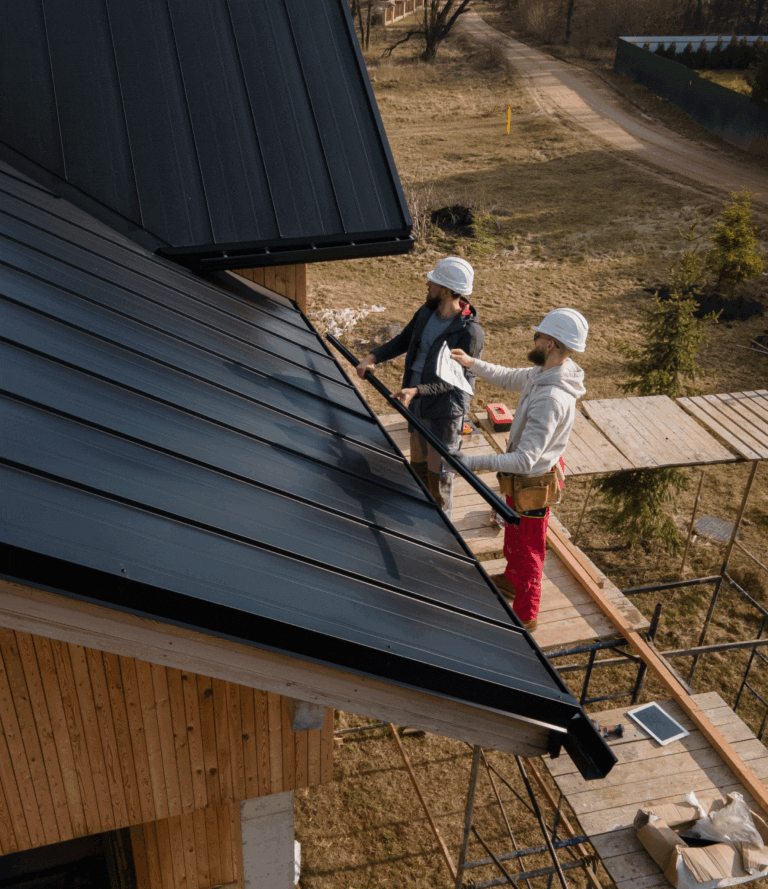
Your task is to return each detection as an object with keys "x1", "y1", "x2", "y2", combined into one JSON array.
[
  {"x1": 527, "y1": 345, "x2": 546, "y2": 366},
  {"x1": 425, "y1": 294, "x2": 441, "y2": 309}
]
